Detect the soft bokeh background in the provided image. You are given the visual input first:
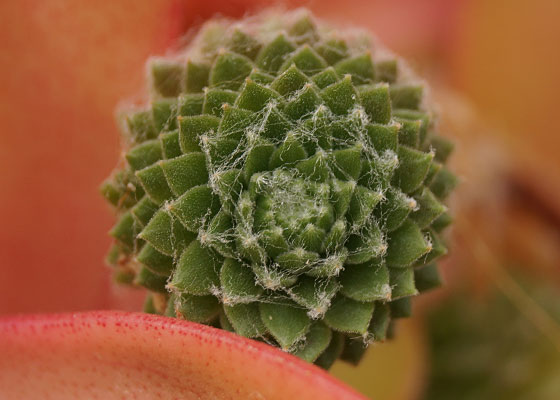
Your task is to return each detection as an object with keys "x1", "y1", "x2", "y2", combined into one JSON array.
[{"x1": 1, "y1": 1, "x2": 559, "y2": 399}]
